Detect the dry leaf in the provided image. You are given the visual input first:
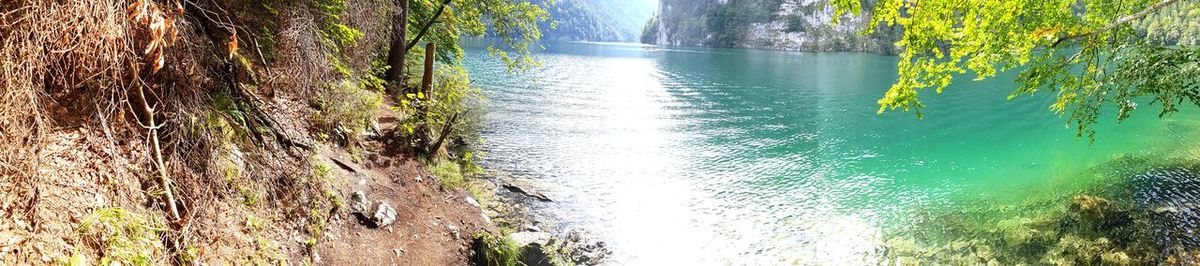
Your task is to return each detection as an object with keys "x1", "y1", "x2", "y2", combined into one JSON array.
[{"x1": 227, "y1": 31, "x2": 239, "y2": 60}]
